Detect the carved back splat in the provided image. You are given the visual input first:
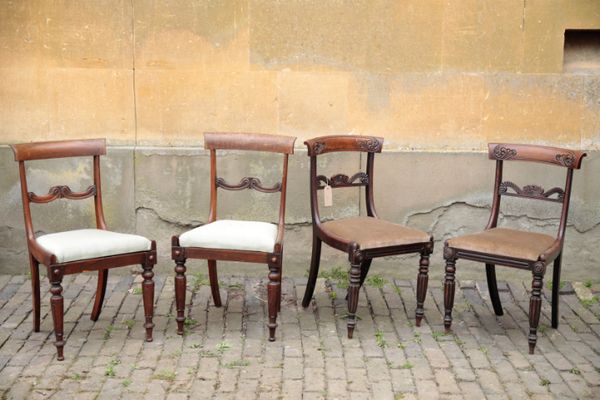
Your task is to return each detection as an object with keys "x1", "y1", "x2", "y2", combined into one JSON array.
[
  {"x1": 216, "y1": 177, "x2": 281, "y2": 193},
  {"x1": 499, "y1": 182, "x2": 564, "y2": 203},
  {"x1": 315, "y1": 172, "x2": 369, "y2": 190},
  {"x1": 28, "y1": 185, "x2": 97, "y2": 203}
]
